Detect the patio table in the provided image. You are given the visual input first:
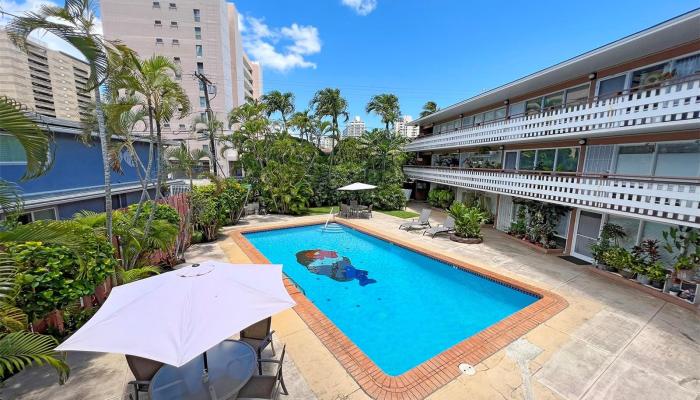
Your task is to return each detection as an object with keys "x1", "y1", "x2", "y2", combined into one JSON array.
[{"x1": 149, "y1": 340, "x2": 256, "y2": 400}]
